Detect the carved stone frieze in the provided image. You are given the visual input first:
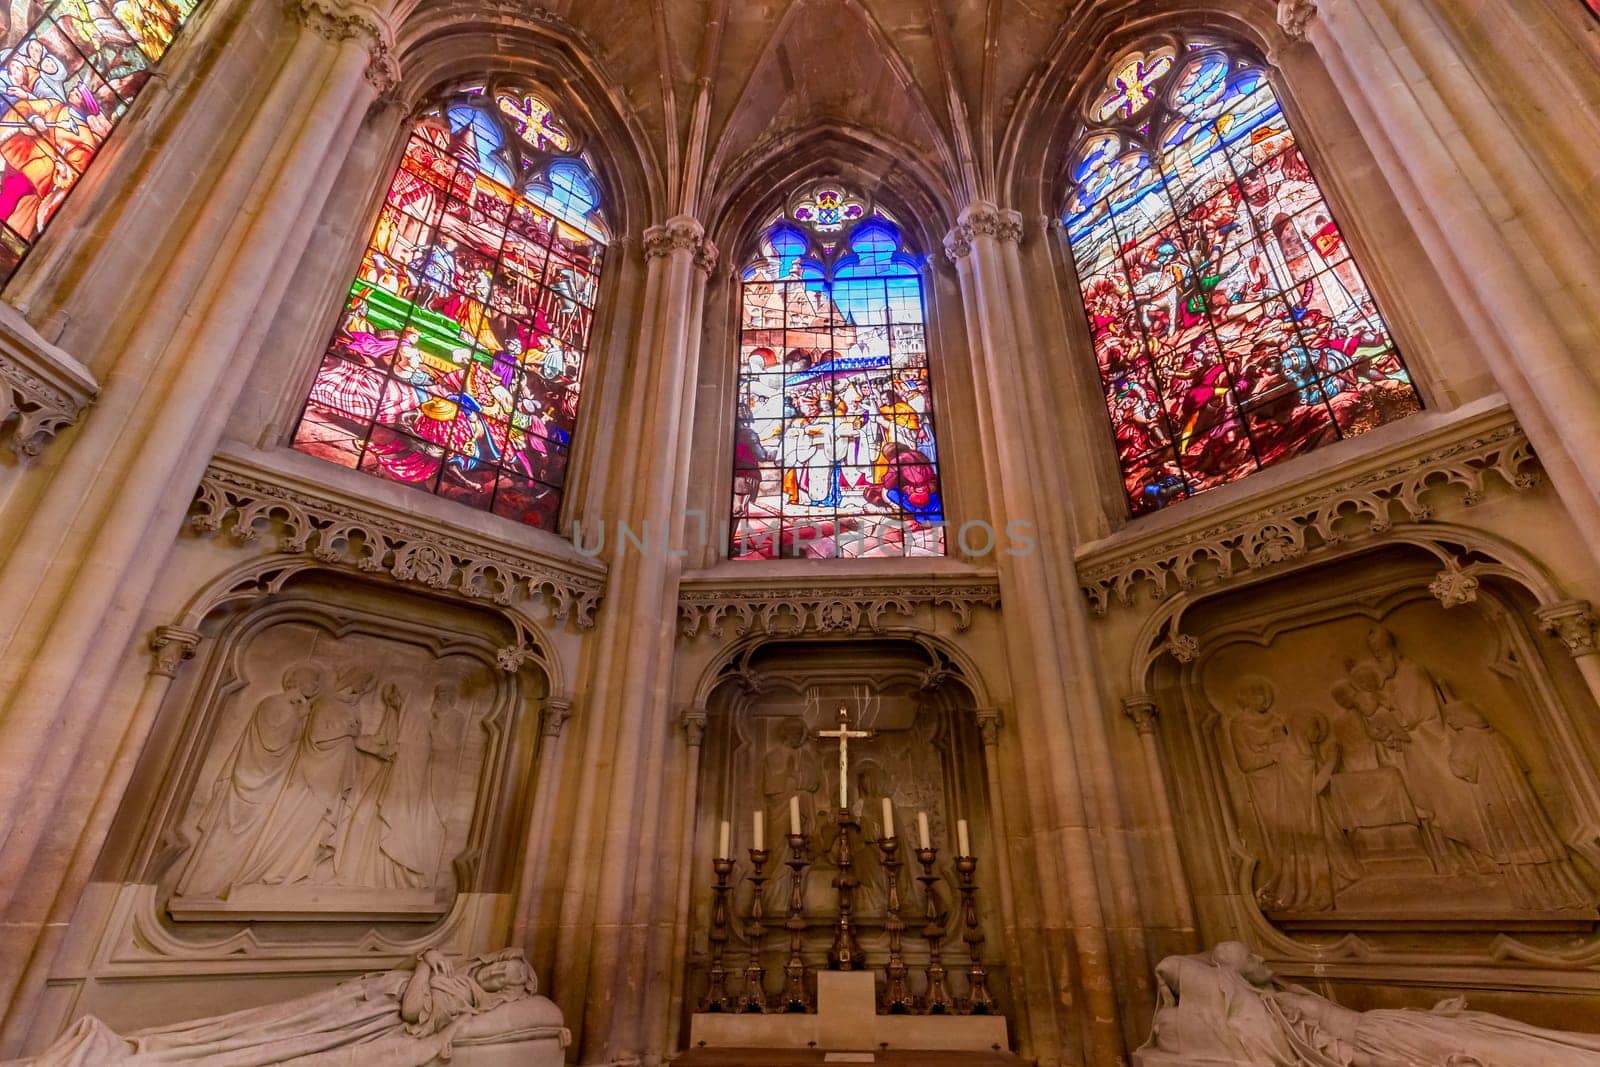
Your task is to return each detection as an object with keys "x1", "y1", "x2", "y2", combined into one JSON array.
[
  {"x1": 1077, "y1": 409, "x2": 1540, "y2": 614},
  {"x1": 0, "y1": 300, "x2": 97, "y2": 459},
  {"x1": 190, "y1": 457, "x2": 604, "y2": 627},
  {"x1": 676, "y1": 578, "x2": 1000, "y2": 639}
]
